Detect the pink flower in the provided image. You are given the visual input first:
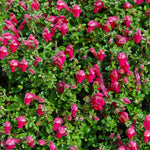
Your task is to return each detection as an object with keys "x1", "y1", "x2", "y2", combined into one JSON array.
[
  {"x1": 94, "y1": 116, "x2": 99, "y2": 121},
  {"x1": 143, "y1": 115, "x2": 150, "y2": 130},
  {"x1": 123, "y1": 78, "x2": 128, "y2": 84},
  {"x1": 64, "y1": 84, "x2": 69, "y2": 89},
  {"x1": 64, "y1": 45, "x2": 74, "y2": 60},
  {"x1": 90, "y1": 93, "x2": 105, "y2": 111},
  {"x1": 117, "y1": 133, "x2": 121, "y2": 139},
  {"x1": 145, "y1": 0, "x2": 149, "y2": 2},
  {"x1": 143, "y1": 130, "x2": 150, "y2": 143},
  {"x1": 128, "y1": 141, "x2": 138, "y2": 150},
  {"x1": 25, "y1": 136, "x2": 34, "y2": 147},
  {"x1": 56, "y1": 125, "x2": 66, "y2": 139},
  {"x1": 0, "y1": 46, "x2": 8, "y2": 59},
  {"x1": 19, "y1": 1, "x2": 28, "y2": 11},
  {"x1": 37, "y1": 105, "x2": 45, "y2": 115},
  {"x1": 99, "y1": 76, "x2": 108, "y2": 97},
  {"x1": 126, "y1": 126, "x2": 136, "y2": 139},
  {"x1": 56, "y1": 0, "x2": 71, "y2": 12},
  {"x1": 119, "y1": 111, "x2": 129, "y2": 123},
  {"x1": 109, "y1": 38, "x2": 113, "y2": 43},
  {"x1": 16, "y1": 116, "x2": 26, "y2": 128},
  {"x1": 107, "y1": 16, "x2": 119, "y2": 29},
  {"x1": 39, "y1": 97, "x2": 45, "y2": 103},
  {"x1": 89, "y1": 47, "x2": 97, "y2": 56},
  {"x1": 97, "y1": 49, "x2": 105, "y2": 61},
  {"x1": 43, "y1": 28, "x2": 51, "y2": 42},
  {"x1": 118, "y1": 52, "x2": 127, "y2": 67},
  {"x1": 29, "y1": 68, "x2": 35, "y2": 74},
  {"x1": 3, "y1": 121, "x2": 11, "y2": 134},
  {"x1": 87, "y1": 20, "x2": 102, "y2": 33},
  {"x1": 31, "y1": 0, "x2": 40, "y2": 10},
  {"x1": 9, "y1": 60, "x2": 19, "y2": 72},
  {"x1": 19, "y1": 59, "x2": 28, "y2": 72},
  {"x1": 109, "y1": 133, "x2": 115, "y2": 139},
  {"x1": 24, "y1": 93, "x2": 39, "y2": 105},
  {"x1": 123, "y1": 2, "x2": 132, "y2": 9},
  {"x1": 56, "y1": 51, "x2": 66, "y2": 64},
  {"x1": 124, "y1": 15, "x2": 131, "y2": 28},
  {"x1": 76, "y1": 70, "x2": 85, "y2": 83},
  {"x1": 6, "y1": 138, "x2": 21, "y2": 150},
  {"x1": 103, "y1": 22, "x2": 111, "y2": 33},
  {"x1": 87, "y1": 68, "x2": 95, "y2": 83},
  {"x1": 72, "y1": 4, "x2": 81, "y2": 17},
  {"x1": 121, "y1": 61, "x2": 130, "y2": 73},
  {"x1": 33, "y1": 57, "x2": 42, "y2": 66},
  {"x1": 67, "y1": 116, "x2": 72, "y2": 120},
  {"x1": 92, "y1": 64, "x2": 101, "y2": 77},
  {"x1": 10, "y1": 13, "x2": 18, "y2": 24},
  {"x1": 38, "y1": 140, "x2": 46, "y2": 145},
  {"x1": 135, "y1": 0, "x2": 144, "y2": 5},
  {"x1": 118, "y1": 145, "x2": 128, "y2": 150},
  {"x1": 111, "y1": 81, "x2": 120, "y2": 93},
  {"x1": 133, "y1": 29, "x2": 142, "y2": 44},
  {"x1": 123, "y1": 97, "x2": 131, "y2": 104},
  {"x1": 134, "y1": 68, "x2": 141, "y2": 87},
  {"x1": 59, "y1": 23, "x2": 68, "y2": 36},
  {"x1": 46, "y1": 15, "x2": 57, "y2": 23},
  {"x1": 145, "y1": 9, "x2": 150, "y2": 16},
  {"x1": 53, "y1": 117, "x2": 63, "y2": 130},
  {"x1": 110, "y1": 69, "x2": 119, "y2": 82},
  {"x1": 94, "y1": 0, "x2": 106, "y2": 13},
  {"x1": 49, "y1": 141, "x2": 57, "y2": 150},
  {"x1": 71, "y1": 84, "x2": 76, "y2": 89},
  {"x1": 9, "y1": 39, "x2": 19, "y2": 53},
  {"x1": 116, "y1": 35, "x2": 129, "y2": 46},
  {"x1": 71, "y1": 104, "x2": 78, "y2": 117},
  {"x1": 53, "y1": 57, "x2": 63, "y2": 70},
  {"x1": 56, "y1": 81, "x2": 65, "y2": 93}
]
